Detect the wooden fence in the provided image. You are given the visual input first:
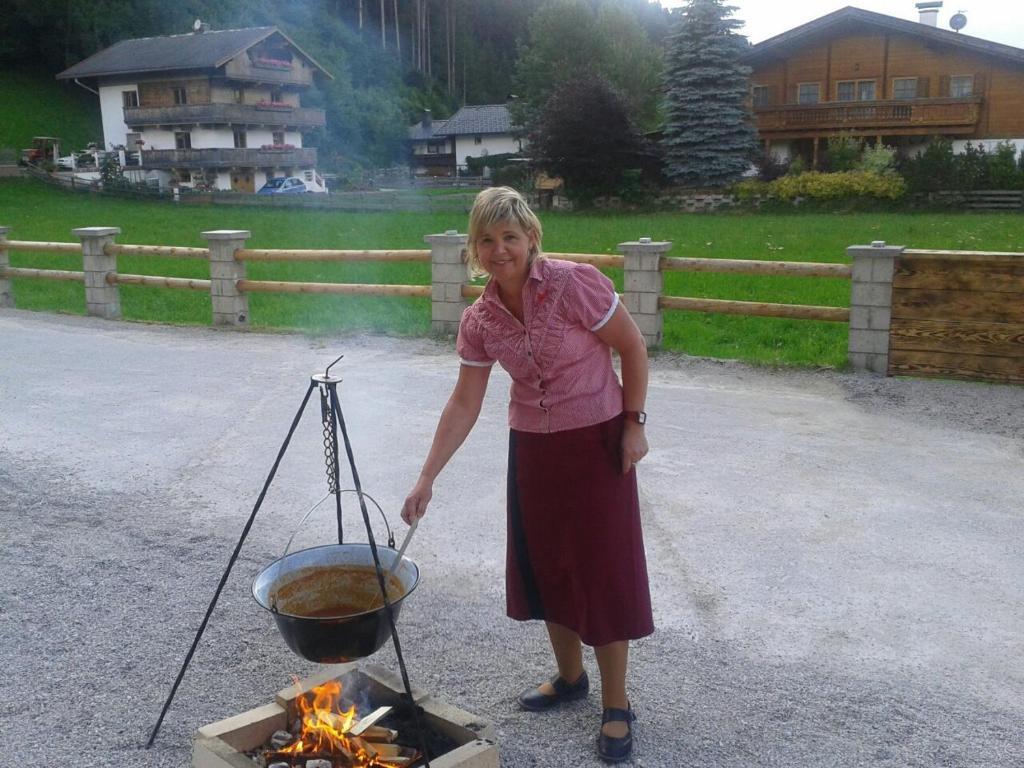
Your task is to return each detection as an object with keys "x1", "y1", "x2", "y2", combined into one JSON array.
[
  {"x1": 888, "y1": 249, "x2": 1024, "y2": 383},
  {"x1": 2, "y1": 226, "x2": 1019, "y2": 383}
]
